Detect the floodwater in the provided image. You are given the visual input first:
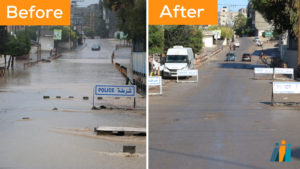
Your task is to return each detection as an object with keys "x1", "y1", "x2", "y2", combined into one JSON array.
[{"x1": 0, "y1": 39, "x2": 146, "y2": 169}]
